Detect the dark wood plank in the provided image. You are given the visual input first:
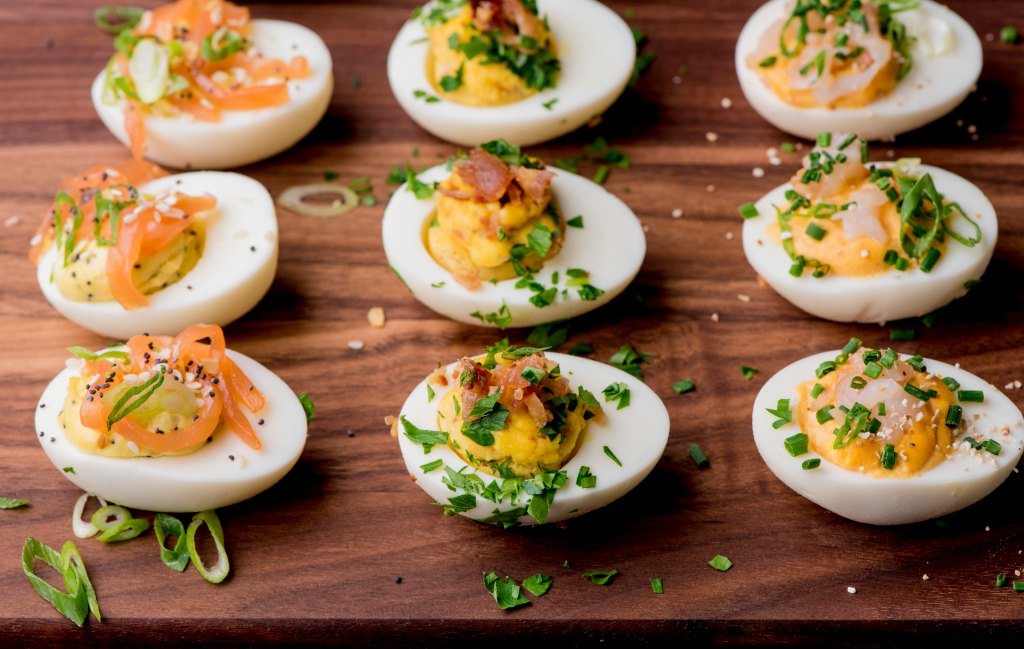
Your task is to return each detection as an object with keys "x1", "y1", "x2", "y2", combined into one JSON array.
[{"x1": 1, "y1": 0, "x2": 1024, "y2": 644}]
